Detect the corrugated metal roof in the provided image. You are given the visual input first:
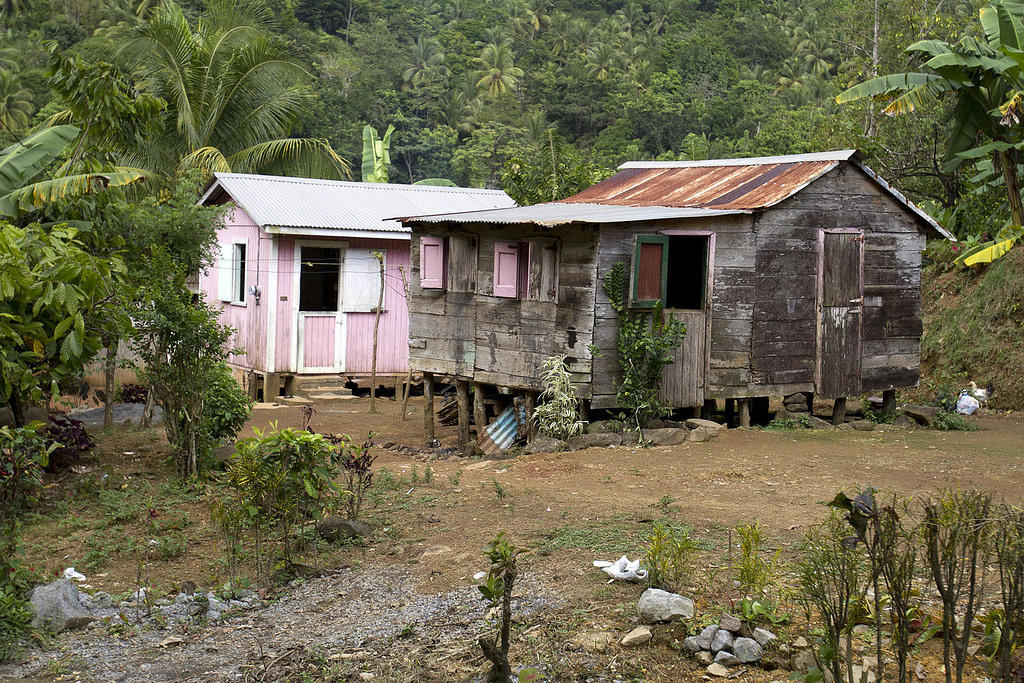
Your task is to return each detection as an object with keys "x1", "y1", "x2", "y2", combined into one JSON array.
[
  {"x1": 201, "y1": 173, "x2": 515, "y2": 235},
  {"x1": 403, "y1": 202, "x2": 746, "y2": 226},
  {"x1": 621, "y1": 149, "x2": 860, "y2": 168}
]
